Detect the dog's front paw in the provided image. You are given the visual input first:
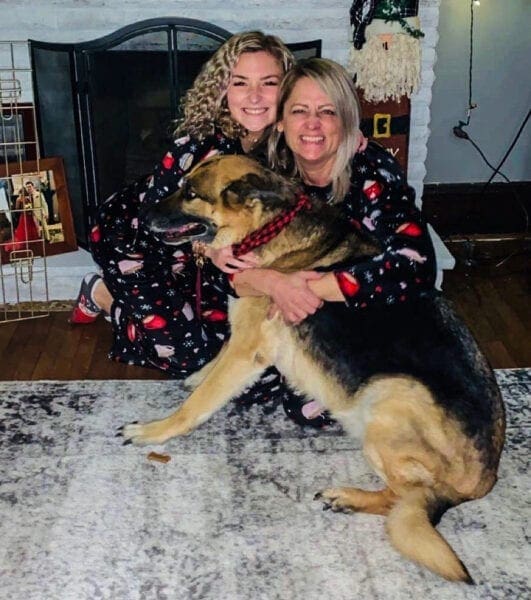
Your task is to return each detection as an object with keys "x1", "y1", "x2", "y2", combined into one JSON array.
[
  {"x1": 117, "y1": 410, "x2": 195, "y2": 445},
  {"x1": 117, "y1": 422, "x2": 165, "y2": 446},
  {"x1": 116, "y1": 421, "x2": 172, "y2": 446},
  {"x1": 314, "y1": 488, "x2": 355, "y2": 514}
]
